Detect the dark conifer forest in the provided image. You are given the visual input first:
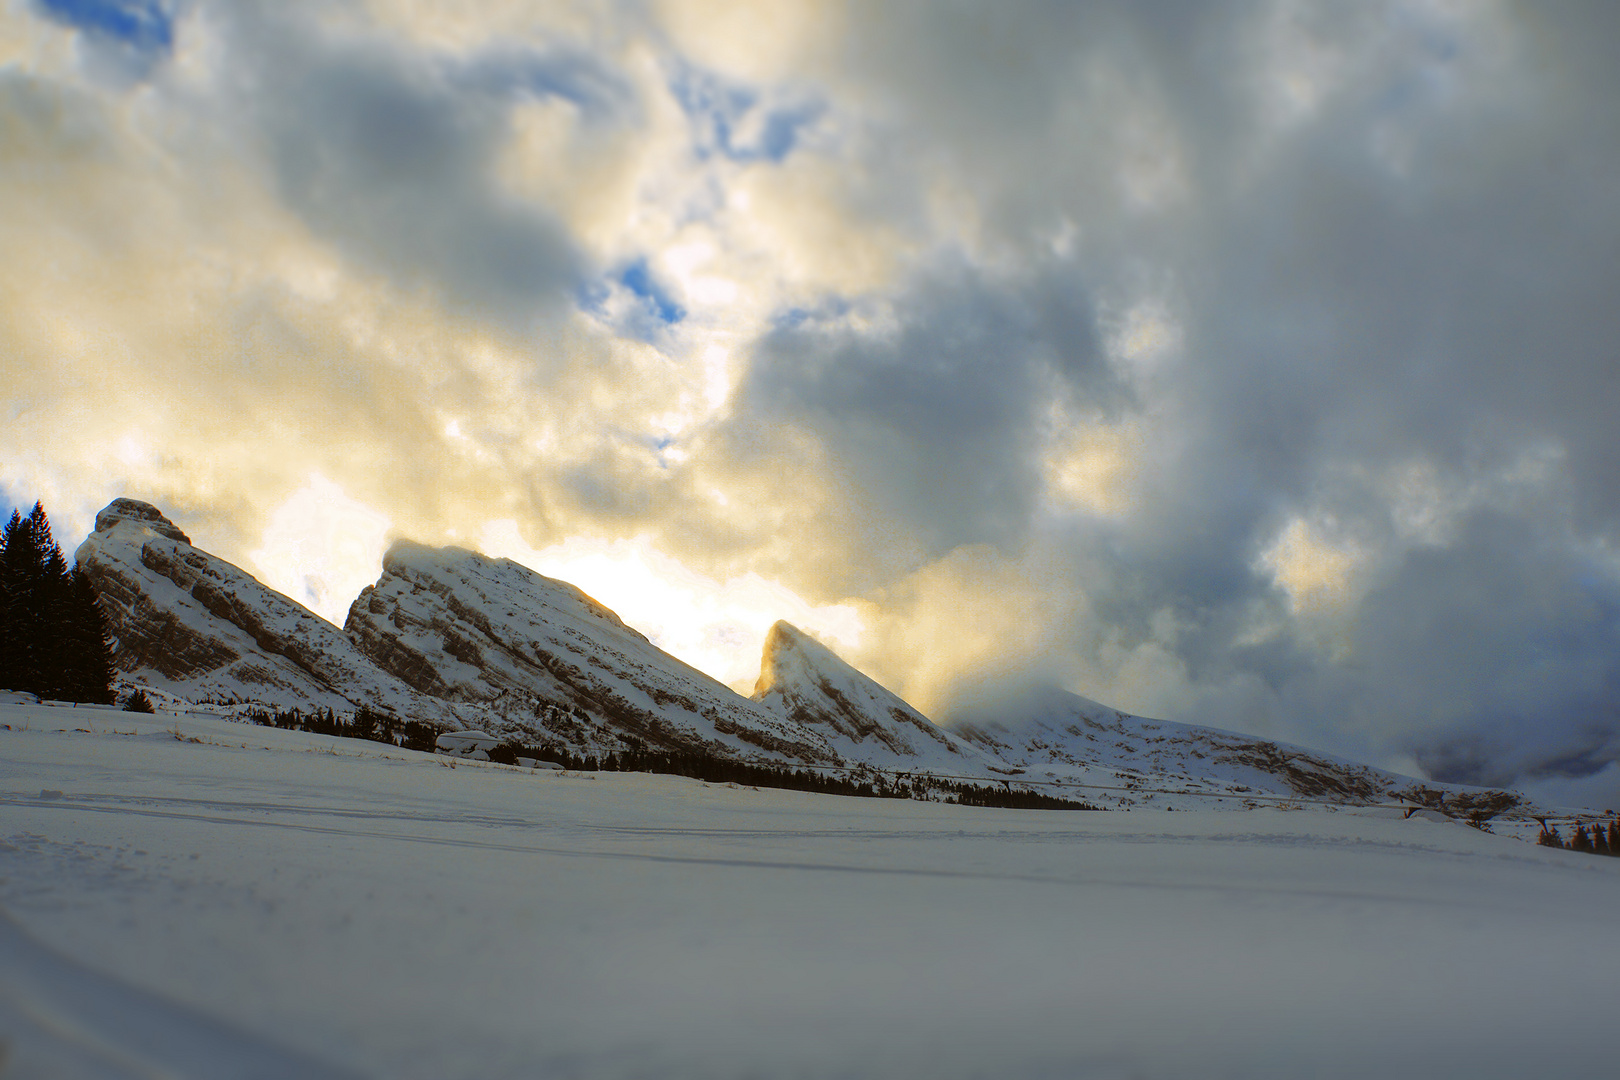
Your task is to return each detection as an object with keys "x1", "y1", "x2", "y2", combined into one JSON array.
[
  {"x1": 0, "y1": 501, "x2": 115, "y2": 703},
  {"x1": 1536, "y1": 819, "x2": 1620, "y2": 857},
  {"x1": 241, "y1": 704, "x2": 1100, "y2": 811}
]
